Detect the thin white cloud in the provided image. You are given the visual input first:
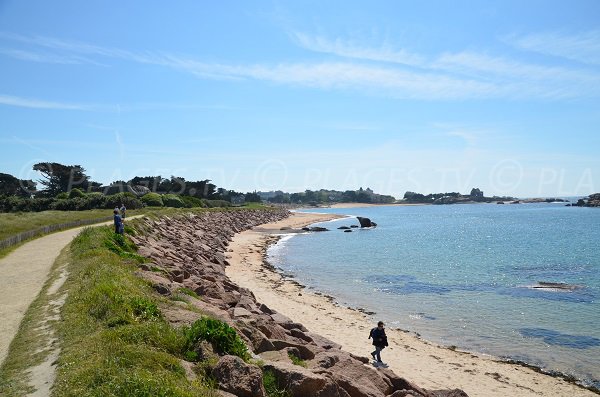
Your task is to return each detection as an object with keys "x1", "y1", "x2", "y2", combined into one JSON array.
[
  {"x1": 292, "y1": 32, "x2": 425, "y2": 66},
  {"x1": 0, "y1": 32, "x2": 157, "y2": 64},
  {"x1": 290, "y1": 32, "x2": 600, "y2": 99},
  {"x1": 2, "y1": 31, "x2": 600, "y2": 101},
  {"x1": 506, "y1": 30, "x2": 600, "y2": 65},
  {"x1": 435, "y1": 51, "x2": 581, "y2": 80},
  {"x1": 432, "y1": 51, "x2": 600, "y2": 98},
  {"x1": 0, "y1": 94, "x2": 90, "y2": 110},
  {"x1": 242, "y1": 62, "x2": 502, "y2": 99},
  {"x1": 0, "y1": 48, "x2": 105, "y2": 65}
]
